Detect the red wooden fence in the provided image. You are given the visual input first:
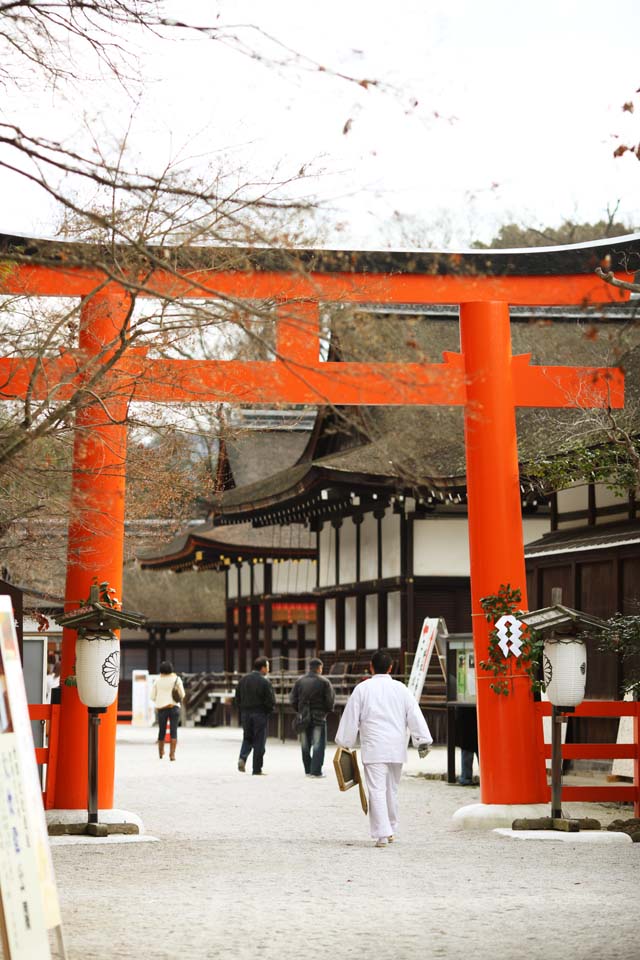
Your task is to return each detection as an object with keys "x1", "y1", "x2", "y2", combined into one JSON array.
[
  {"x1": 28, "y1": 703, "x2": 60, "y2": 810},
  {"x1": 536, "y1": 700, "x2": 640, "y2": 817}
]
